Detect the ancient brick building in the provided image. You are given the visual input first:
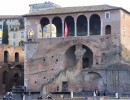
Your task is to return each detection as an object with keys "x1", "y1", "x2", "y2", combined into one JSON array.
[
  {"x1": 23, "y1": 4, "x2": 130, "y2": 95},
  {"x1": 0, "y1": 44, "x2": 24, "y2": 94}
]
